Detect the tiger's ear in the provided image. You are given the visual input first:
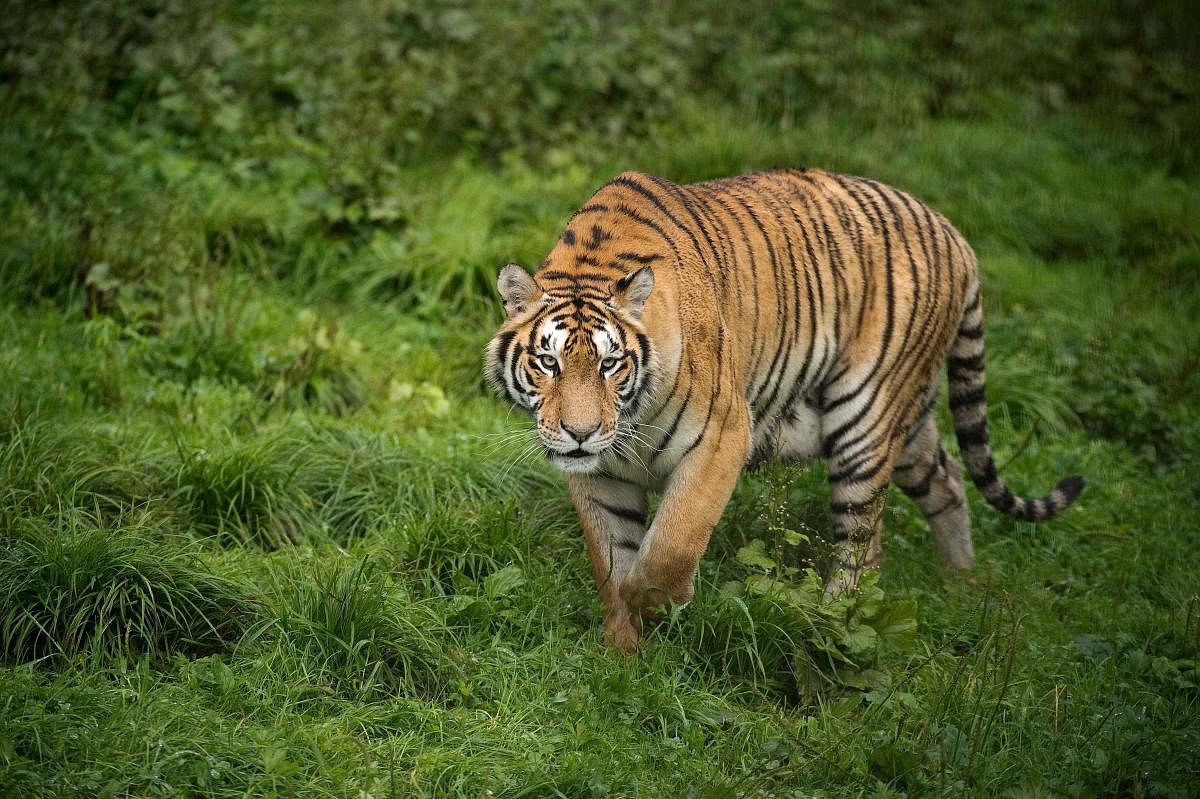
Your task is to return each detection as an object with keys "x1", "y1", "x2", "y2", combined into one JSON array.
[
  {"x1": 611, "y1": 266, "x2": 655, "y2": 317},
  {"x1": 497, "y1": 264, "x2": 541, "y2": 318}
]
